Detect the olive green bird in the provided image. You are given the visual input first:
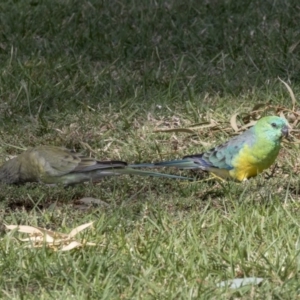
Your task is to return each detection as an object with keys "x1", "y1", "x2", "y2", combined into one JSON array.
[
  {"x1": 0, "y1": 146, "x2": 190, "y2": 185},
  {"x1": 131, "y1": 116, "x2": 289, "y2": 181}
]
